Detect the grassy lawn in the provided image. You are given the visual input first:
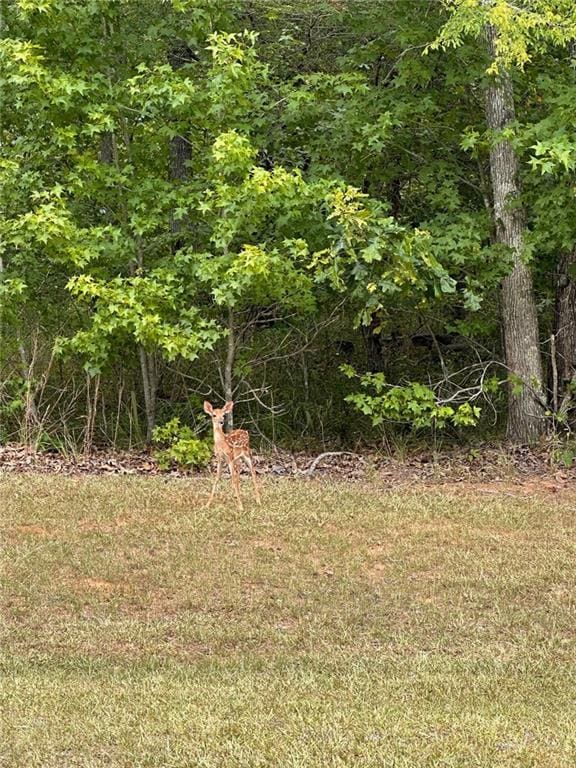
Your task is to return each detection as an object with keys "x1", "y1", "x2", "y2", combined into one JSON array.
[{"x1": 2, "y1": 474, "x2": 576, "y2": 767}]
